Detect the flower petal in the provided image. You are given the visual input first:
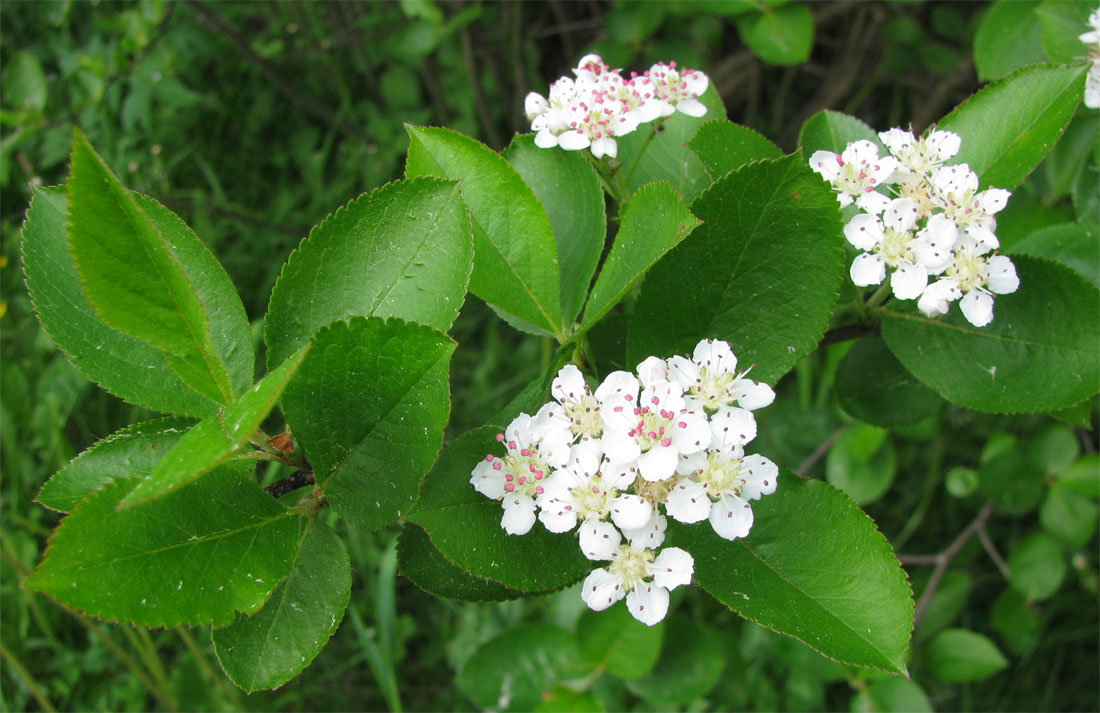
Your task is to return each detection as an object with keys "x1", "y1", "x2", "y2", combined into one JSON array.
[
  {"x1": 666, "y1": 478, "x2": 711, "y2": 523},
  {"x1": 471, "y1": 459, "x2": 507, "y2": 499},
  {"x1": 623, "y1": 513, "x2": 667, "y2": 549},
  {"x1": 579, "y1": 518, "x2": 622, "y2": 560},
  {"x1": 985, "y1": 255, "x2": 1019, "y2": 295},
  {"x1": 610, "y1": 494, "x2": 653, "y2": 531},
  {"x1": 581, "y1": 567, "x2": 625, "y2": 612},
  {"x1": 960, "y1": 288, "x2": 995, "y2": 327},
  {"x1": 891, "y1": 260, "x2": 928, "y2": 300},
  {"x1": 501, "y1": 494, "x2": 537, "y2": 535},
  {"x1": 710, "y1": 406, "x2": 757, "y2": 448},
  {"x1": 626, "y1": 584, "x2": 670, "y2": 626},
  {"x1": 844, "y1": 213, "x2": 884, "y2": 251},
  {"x1": 669, "y1": 410, "x2": 712, "y2": 455},
  {"x1": 850, "y1": 253, "x2": 887, "y2": 287},
  {"x1": 709, "y1": 493, "x2": 754, "y2": 540},
  {"x1": 637, "y1": 444, "x2": 679, "y2": 482},
  {"x1": 635, "y1": 356, "x2": 668, "y2": 387},
  {"x1": 731, "y1": 378, "x2": 775, "y2": 410},
  {"x1": 650, "y1": 546, "x2": 694, "y2": 590},
  {"x1": 739, "y1": 454, "x2": 779, "y2": 500}
]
